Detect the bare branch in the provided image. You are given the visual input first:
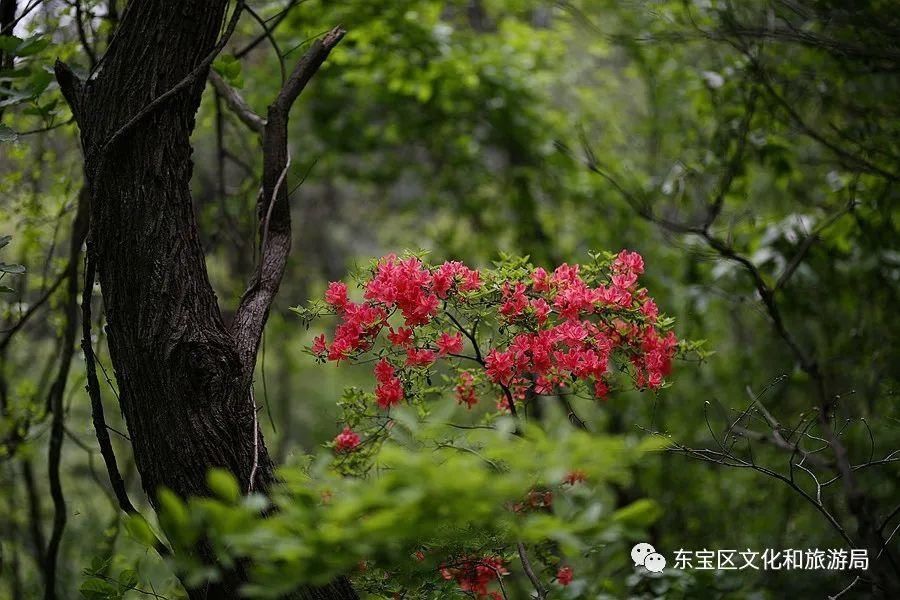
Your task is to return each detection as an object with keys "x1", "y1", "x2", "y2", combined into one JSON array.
[
  {"x1": 208, "y1": 70, "x2": 266, "y2": 134},
  {"x1": 517, "y1": 542, "x2": 547, "y2": 600},
  {"x1": 232, "y1": 26, "x2": 345, "y2": 380},
  {"x1": 73, "y1": 0, "x2": 98, "y2": 68},
  {"x1": 661, "y1": 437, "x2": 854, "y2": 546},
  {"x1": 774, "y1": 199, "x2": 856, "y2": 291},
  {"x1": 244, "y1": 3, "x2": 286, "y2": 83},
  {"x1": 731, "y1": 425, "x2": 831, "y2": 469},
  {"x1": 828, "y1": 576, "x2": 862, "y2": 599},
  {"x1": 234, "y1": 0, "x2": 302, "y2": 59},
  {"x1": 276, "y1": 27, "x2": 346, "y2": 110},
  {"x1": 704, "y1": 88, "x2": 757, "y2": 229},
  {"x1": 0, "y1": 269, "x2": 67, "y2": 351},
  {"x1": 751, "y1": 61, "x2": 899, "y2": 182},
  {"x1": 43, "y1": 188, "x2": 89, "y2": 599},
  {"x1": 81, "y1": 249, "x2": 134, "y2": 516}
]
